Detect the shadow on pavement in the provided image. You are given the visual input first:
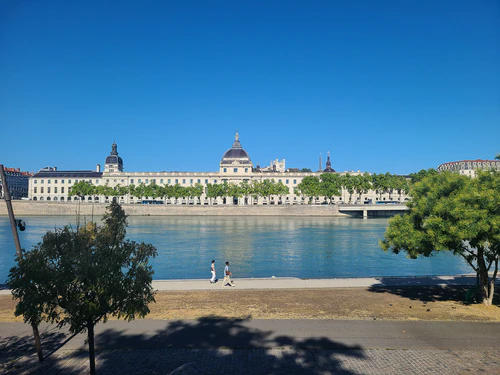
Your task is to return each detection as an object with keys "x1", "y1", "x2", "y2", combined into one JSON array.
[
  {"x1": 0, "y1": 327, "x2": 71, "y2": 374},
  {"x1": 368, "y1": 276, "x2": 499, "y2": 305},
  {"x1": 15, "y1": 317, "x2": 366, "y2": 375}
]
